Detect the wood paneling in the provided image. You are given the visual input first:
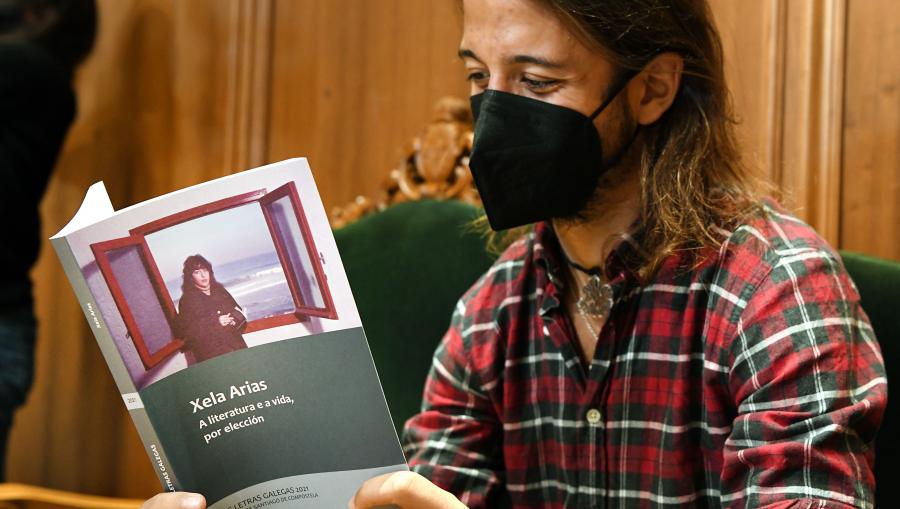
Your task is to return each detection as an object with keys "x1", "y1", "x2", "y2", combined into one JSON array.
[
  {"x1": 776, "y1": 0, "x2": 846, "y2": 245},
  {"x1": 224, "y1": 0, "x2": 274, "y2": 171},
  {"x1": 266, "y1": 0, "x2": 468, "y2": 214},
  {"x1": 711, "y1": 0, "x2": 848, "y2": 246},
  {"x1": 841, "y1": 0, "x2": 900, "y2": 260},
  {"x1": 5, "y1": 0, "x2": 898, "y2": 501},
  {"x1": 709, "y1": 0, "x2": 781, "y2": 182}
]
